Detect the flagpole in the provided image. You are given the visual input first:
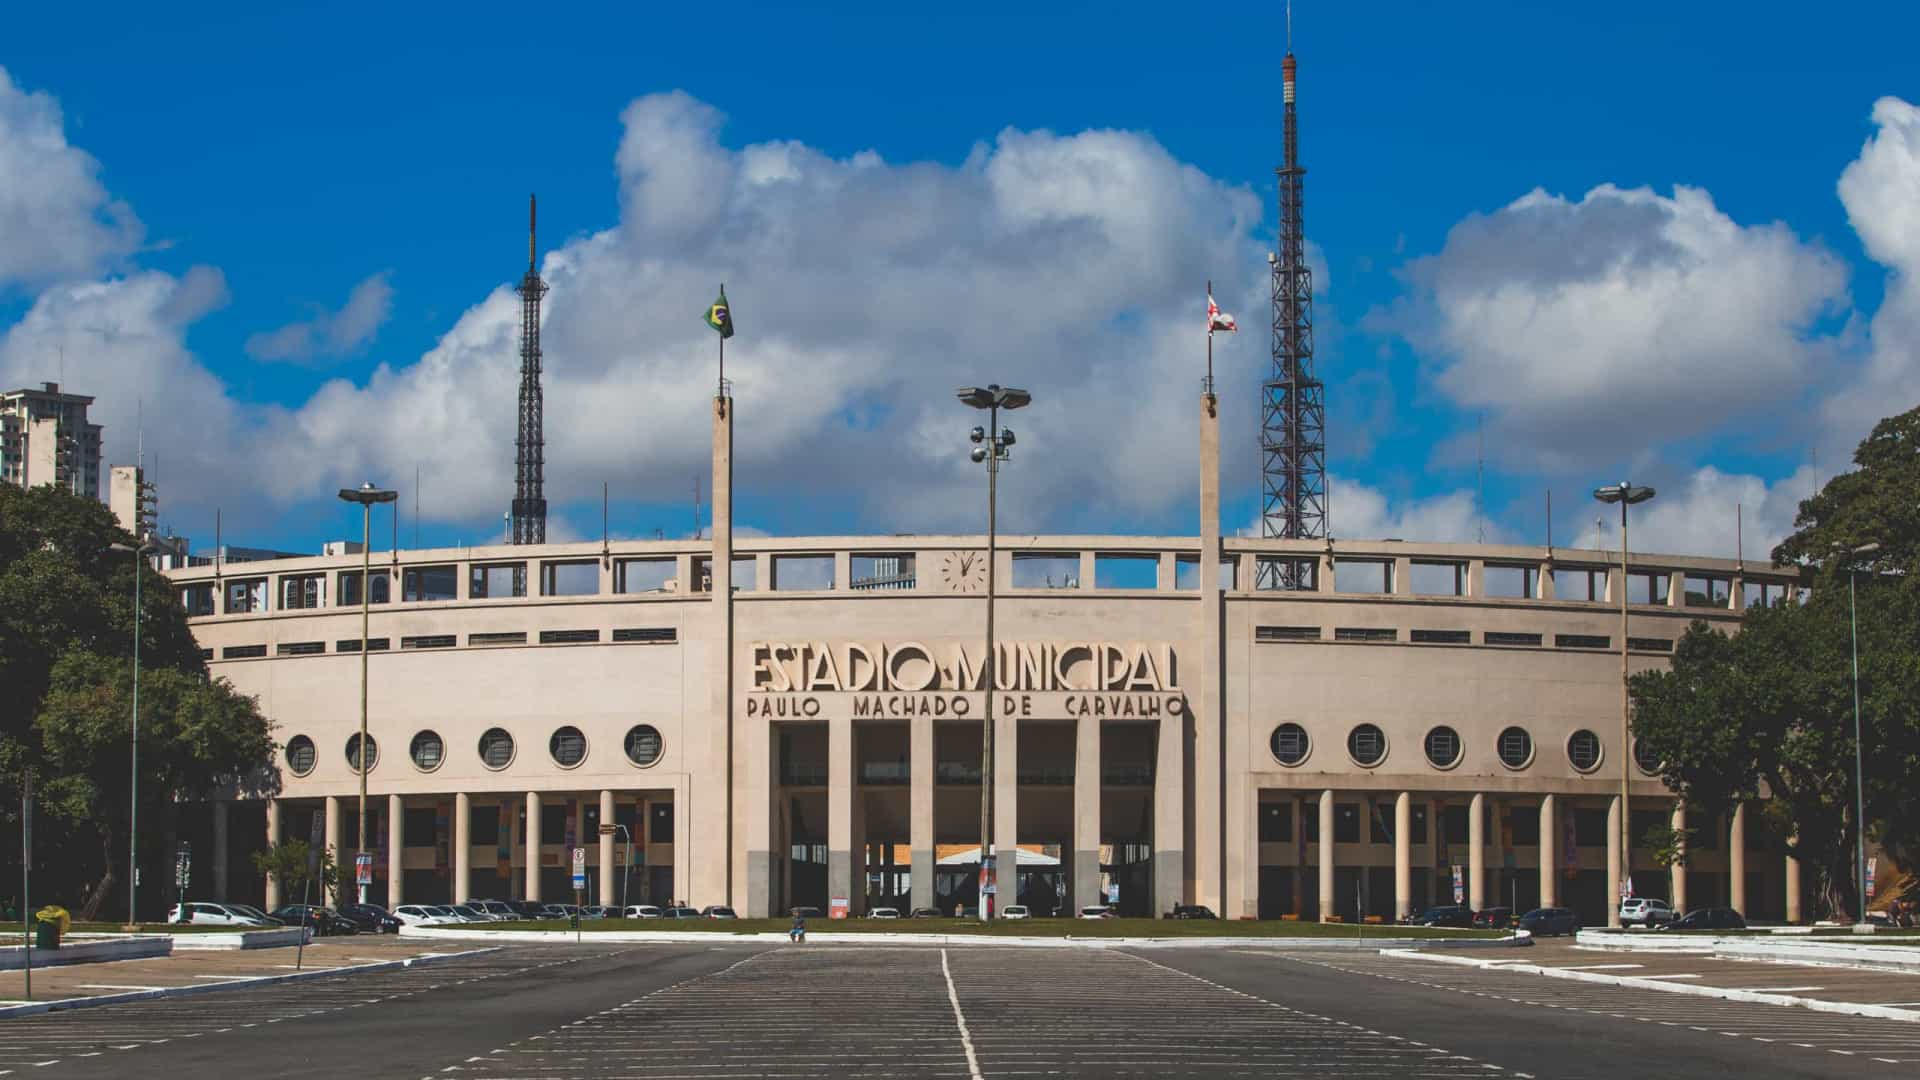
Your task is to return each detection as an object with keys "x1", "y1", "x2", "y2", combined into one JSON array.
[
  {"x1": 1206, "y1": 279, "x2": 1214, "y2": 386},
  {"x1": 718, "y1": 283, "x2": 726, "y2": 395}
]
